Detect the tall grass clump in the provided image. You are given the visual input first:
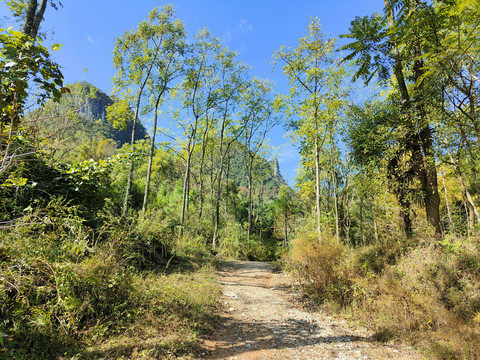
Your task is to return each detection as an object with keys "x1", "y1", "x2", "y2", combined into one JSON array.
[{"x1": 287, "y1": 231, "x2": 355, "y2": 308}]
